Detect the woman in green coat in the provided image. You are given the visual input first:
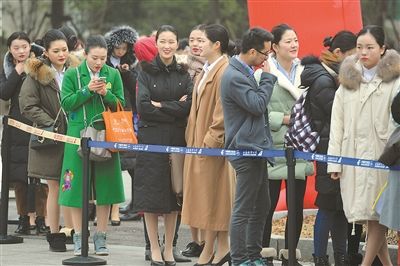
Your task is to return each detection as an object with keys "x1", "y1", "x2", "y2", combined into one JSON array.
[
  {"x1": 58, "y1": 35, "x2": 125, "y2": 256},
  {"x1": 255, "y1": 24, "x2": 314, "y2": 266}
]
